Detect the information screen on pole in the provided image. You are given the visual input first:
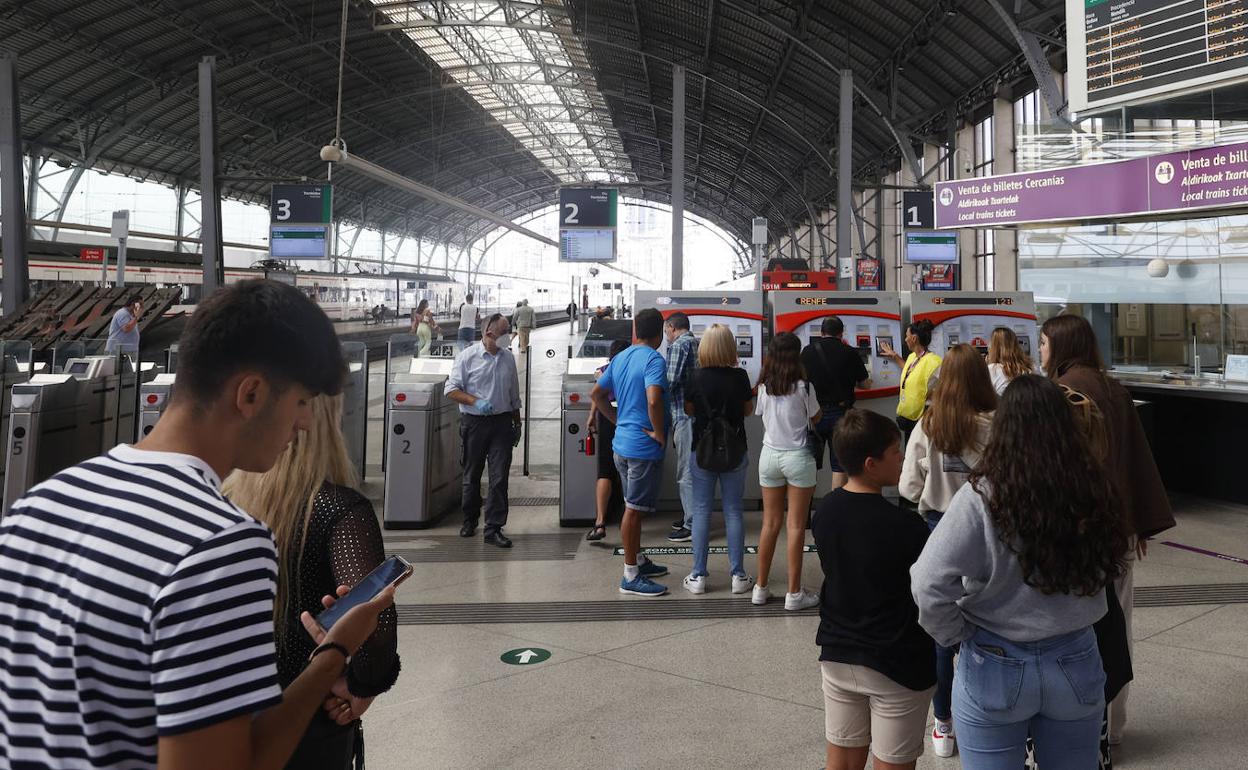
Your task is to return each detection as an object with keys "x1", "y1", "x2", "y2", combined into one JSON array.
[
  {"x1": 904, "y1": 231, "x2": 959, "y2": 264},
  {"x1": 1067, "y1": 0, "x2": 1248, "y2": 113},
  {"x1": 271, "y1": 184, "x2": 333, "y2": 224},
  {"x1": 270, "y1": 225, "x2": 331, "y2": 259},
  {"x1": 559, "y1": 187, "x2": 618, "y2": 262}
]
